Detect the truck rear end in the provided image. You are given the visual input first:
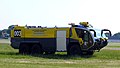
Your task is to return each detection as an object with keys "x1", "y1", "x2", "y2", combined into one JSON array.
[{"x1": 10, "y1": 25, "x2": 70, "y2": 55}]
